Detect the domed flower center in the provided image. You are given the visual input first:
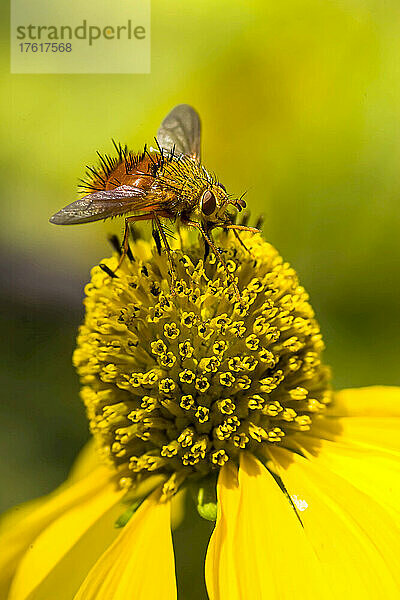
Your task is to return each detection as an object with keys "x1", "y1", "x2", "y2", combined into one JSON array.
[{"x1": 73, "y1": 232, "x2": 332, "y2": 496}]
